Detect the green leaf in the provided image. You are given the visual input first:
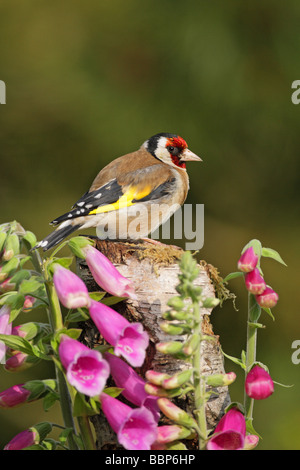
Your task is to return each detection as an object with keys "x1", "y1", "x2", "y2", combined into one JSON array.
[
  {"x1": 65, "y1": 309, "x2": 89, "y2": 324},
  {"x1": 22, "y1": 231, "x2": 37, "y2": 250},
  {"x1": 23, "y1": 380, "x2": 48, "y2": 400},
  {"x1": 47, "y1": 258, "x2": 74, "y2": 275},
  {"x1": 102, "y1": 387, "x2": 124, "y2": 398},
  {"x1": 0, "y1": 257, "x2": 19, "y2": 280},
  {"x1": 73, "y1": 392, "x2": 99, "y2": 417},
  {"x1": 261, "y1": 306, "x2": 275, "y2": 321},
  {"x1": 222, "y1": 349, "x2": 246, "y2": 370},
  {"x1": 42, "y1": 439, "x2": 57, "y2": 450},
  {"x1": 223, "y1": 271, "x2": 244, "y2": 283},
  {"x1": 68, "y1": 236, "x2": 94, "y2": 259},
  {"x1": 245, "y1": 418, "x2": 262, "y2": 438},
  {"x1": 88, "y1": 291, "x2": 106, "y2": 302},
  {"x1": 10, "y1": 269, "x2": 31, "y2": 286},
  {"x1": 0, "y1": 231, "x2": 7, "y2": 252},
  {"x1": 101, "y1": 295, "x2": 126, "y2": 306},
  {"x1": 261, "y1": 247, "x2": 287, "y2": 266},
  {"x1": 241, "y1": 350, "x2": 246, "y2": 365},
  {"x1": 0, "y1": 334, "x2": 49, "y2": 359},
  {"x1": 5, "y1": 293, "x2": 25, "y2": 322},
  {"x1": 19, "y1": 278, "x2": 43, "y2": 295},
  {"x1": 58, "y1": 428, "x2": 74, "y2": 445},
  {"x1": 43, "y1": 391, "x2": 60, "y2": 411},
  {"x1": 24, "y1": 444, "x2": 46, "y2": 451},
  {"x1": 248, "y1": 294, "x2": 261, "y2": 323}
]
